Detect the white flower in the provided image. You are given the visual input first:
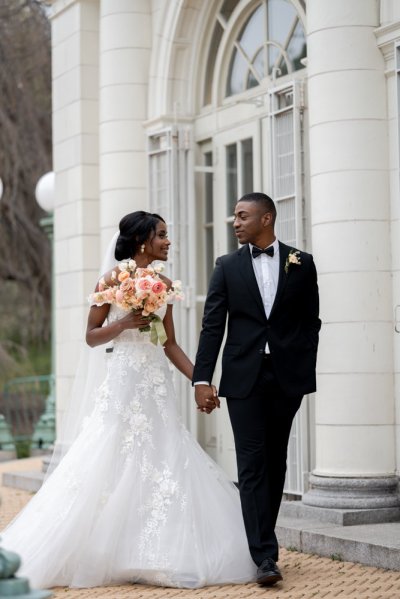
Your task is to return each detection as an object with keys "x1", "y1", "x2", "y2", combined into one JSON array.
[
  {"x1": 284, "y1": 250, "x2": 301, "y2": 274},
  {"x1": 111, "y1": 270, "x2": 117, "y2": 280},
  {"x1": 154, "y1": 263, "x2": 165, "y2": 273},
  {"x1": 119, "y1": 261, "x2": 127, "y2": 271},
  {"x1": 128, "y1": 259, "x2": 136, "y2": 271}
]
